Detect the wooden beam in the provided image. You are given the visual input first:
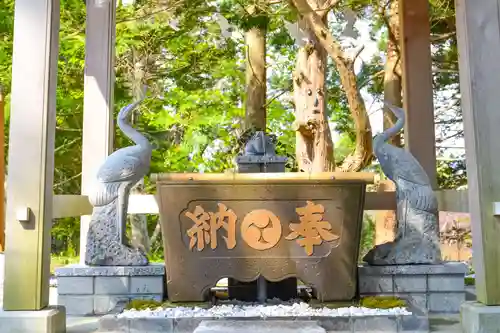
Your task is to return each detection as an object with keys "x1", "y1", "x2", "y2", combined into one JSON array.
[
  {"x1": 80, "y1": 0, "x2": 117, "y2": 263},
  {"x1": 455, "y1": 0, "x2": 500, "y2": 305},
  {"x1": 399, "y1": 0, "x2": 437, "y2": 188},
  {"x1": 0, "y1": 86, "x2": 4, "y2": 253},
  {"x1": 3, "y1": 0, "x2": 60, "y2": 310},
  {"x1": 53, "y1": 195, "x2": 92, "y2": 219},
  {"x1": 52, "y1": 191, "x2": 470, "y2": 218}
]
